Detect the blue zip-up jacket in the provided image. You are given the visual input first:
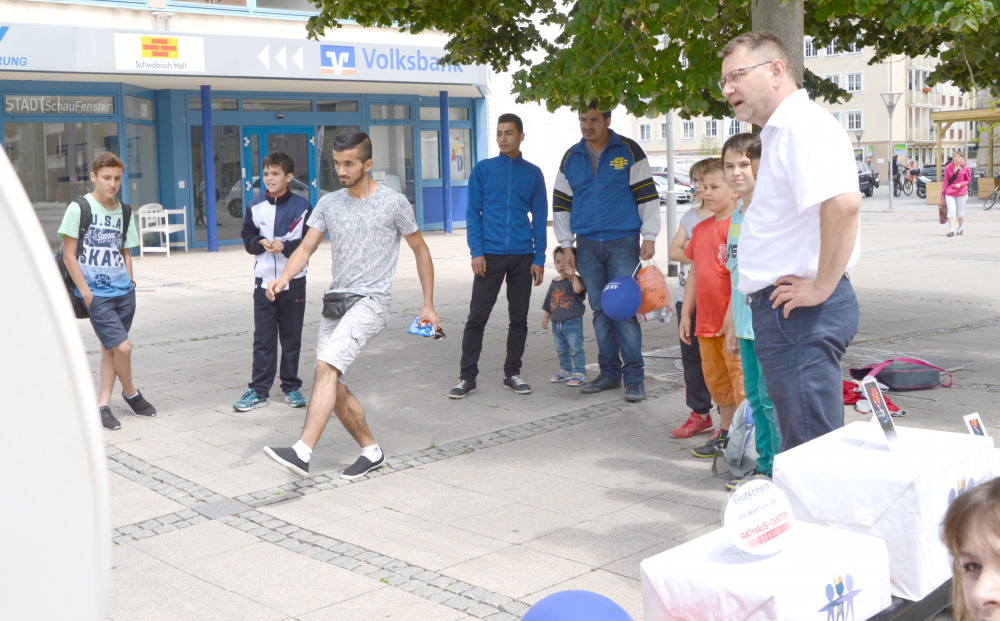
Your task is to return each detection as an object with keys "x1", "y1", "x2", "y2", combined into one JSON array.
[
  {"x1": 241, "y1": 189, "x2": 312, "y2": 287},
  {"x1": 552, "y1": 130, "x2": 660, "y2": 247},
  {"x1": 466, "y1": 152, "x2": 548, "y2": 266}
]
